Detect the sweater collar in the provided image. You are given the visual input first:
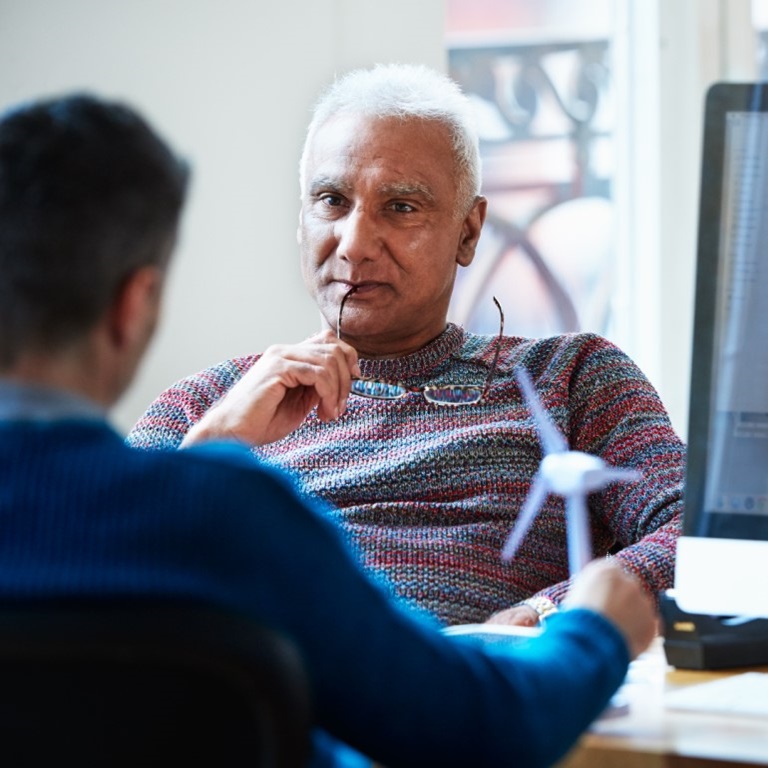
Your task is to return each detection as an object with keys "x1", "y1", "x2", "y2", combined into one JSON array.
[
  {"x1": 357, "y1": 323, "x2": 466, "y2": 381},
  {"x1": 0, "y1": 380, "x2": 105, "y2": 422}
]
